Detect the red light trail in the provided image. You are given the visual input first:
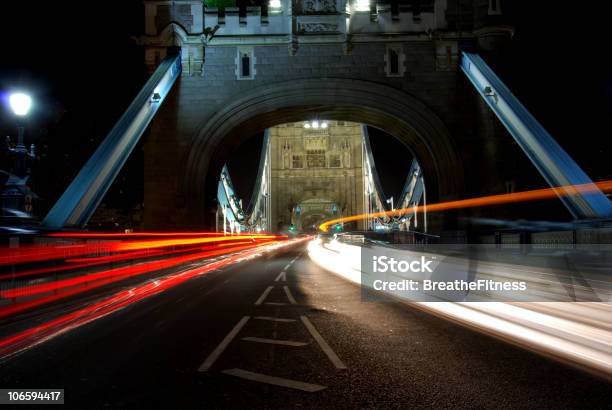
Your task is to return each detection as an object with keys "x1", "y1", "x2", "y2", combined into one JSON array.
[
  {"x1": 0, "y1": 235, "x2": 309, "y2": 359},
  {"x1": 0, "y1": 233, "x2": 284, "y2": 266},
  {"x1": 0, "y1": 233, "x2": 288, "y2": 318}
]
